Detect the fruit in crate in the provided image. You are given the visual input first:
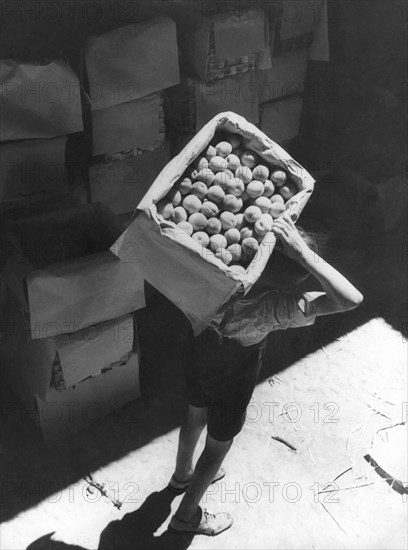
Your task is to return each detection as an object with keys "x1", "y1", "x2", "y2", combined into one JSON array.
[
  {"x1": 226, "y1": 178, "x2": 245, "y2": 197},
  {"x1": 178, "y1": 221, "x2": 193, "y2": 235},
  {"x1": 201, "y1": 201, "x2": 219, "y2": 218},
  {"x1": 207, "y1": 185, "x2": 225, "y2": 204},
  {"x1": 271, "y1": 170, "x2": 287, "y2": 187},
  {"x1": 192, "y1": 231, "x2": 210, "y2": 247},
  {"x1": 209, "y1": 156, "x2": 228, "y2": 173},
  {"x1": 220, "y1": 211, "x2": 237, "y2": 231},
  {"x1": 157, "y1": 199, "x2": 174, "y2": 219},
  {"x1": 190, "y1": 181, "x2": 208, "y2": 200},
  {"x1": 183, "y1": 195, "x2": 202, "y2": 214},
  {"x1": 215, "y1": 141, "x2": 233, "y2": 158},
  {"x1": 166, "y1": 135, "x2": 299, "y2": 268},
  {"x1": 189, "y1": 212, "x2": 208, "y2": 231},
  {"x1": 252, "y1": 165, "x2": 269, "y2": 182}
]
